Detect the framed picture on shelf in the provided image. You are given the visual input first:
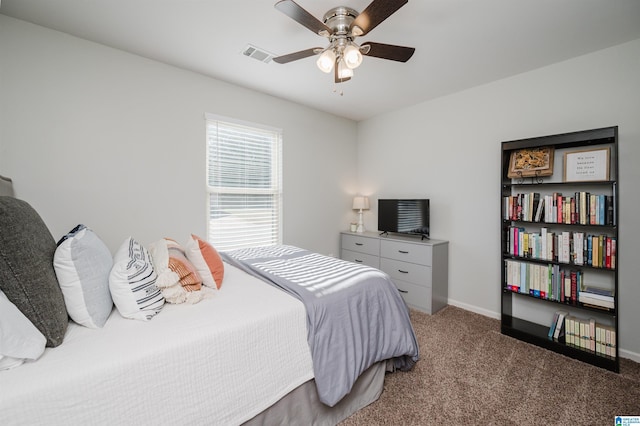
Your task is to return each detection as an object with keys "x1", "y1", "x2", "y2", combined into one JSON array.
[
  {"x1": 563, "y1": 147, "x2": 610, "y2": 182},
  {"x1": 507, "y1": 146, "x2": 554, "y2": 178}
]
